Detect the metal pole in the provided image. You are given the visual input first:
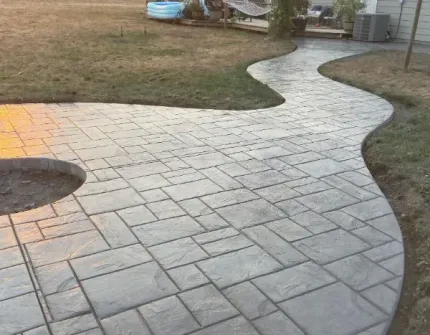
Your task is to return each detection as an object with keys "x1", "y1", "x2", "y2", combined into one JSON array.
[
  {"x1": 404, "y1": 0, "x2": 423, "y2": 71},
  {"x1": 224, "y1": 0, "x2": 228, "y2": 28}
]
